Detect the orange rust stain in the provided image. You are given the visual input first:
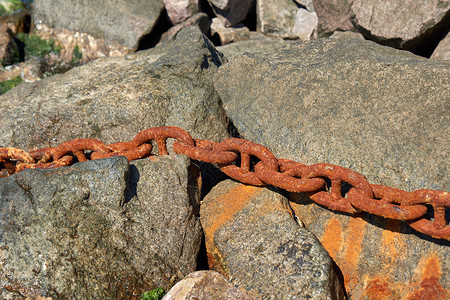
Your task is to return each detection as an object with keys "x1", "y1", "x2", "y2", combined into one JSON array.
[
  {"x1": 381, "y1": 219, "x2": 405, "y2": 264},
  {"x1": 202, "y1": 184, "x2": 261, "y2": 254},
  {"x1": 363, "y1": 277, "x2": 396, "y2": 300},
  {"x1": 341, "y1": 217, "x2": 367, "y2": 292},
  {"x1": 407, "y1": 254, "x2": 448, "y2": 300},
  {"x1": 320, "y1": 217, "x2": 343, "y2": 259}
]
